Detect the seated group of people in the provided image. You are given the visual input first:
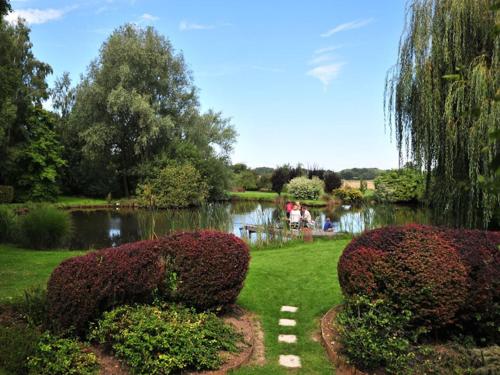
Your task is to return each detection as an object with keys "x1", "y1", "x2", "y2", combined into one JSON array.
[
  {"x1": 285, "y1": 201, "x2": 334, "y2": 232},
  {"x1": 285, "y1": 201, "x2": 313, "y2": 228}
]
